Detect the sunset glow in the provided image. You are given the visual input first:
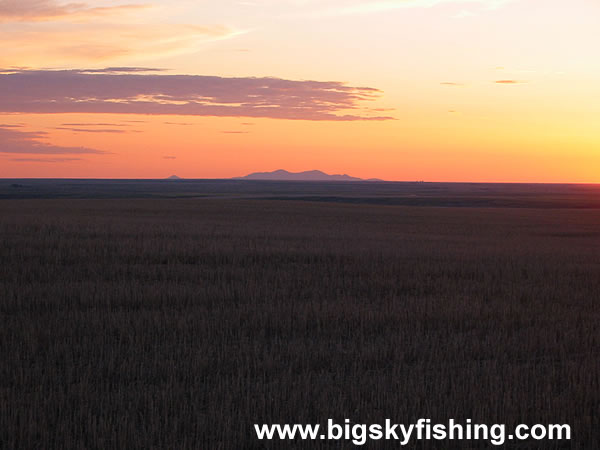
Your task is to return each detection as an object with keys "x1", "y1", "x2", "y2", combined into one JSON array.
[{"x1": 1, "y1": 0, "x2": 599, "y2": 181}]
